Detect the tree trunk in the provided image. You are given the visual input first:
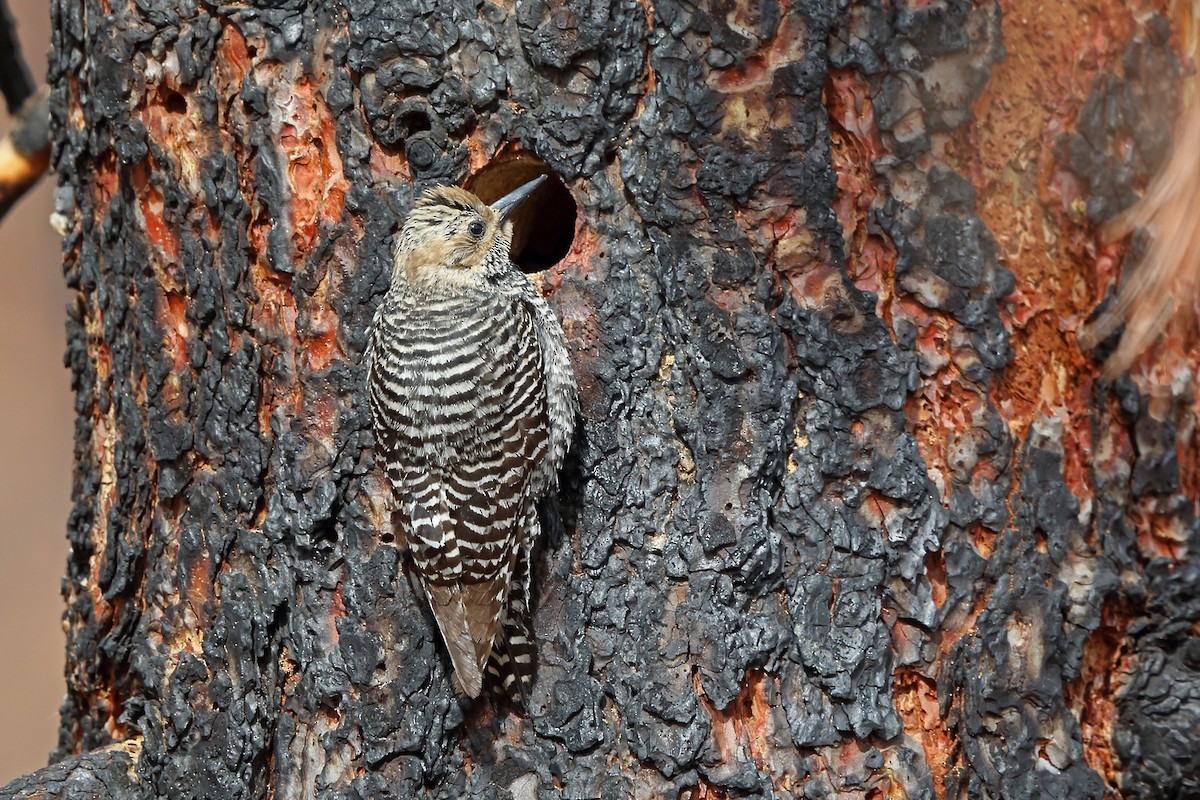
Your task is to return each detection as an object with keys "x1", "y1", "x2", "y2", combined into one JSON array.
[{"x1": 2, "y1": 0, "x2": 1196, "y2": 798}]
